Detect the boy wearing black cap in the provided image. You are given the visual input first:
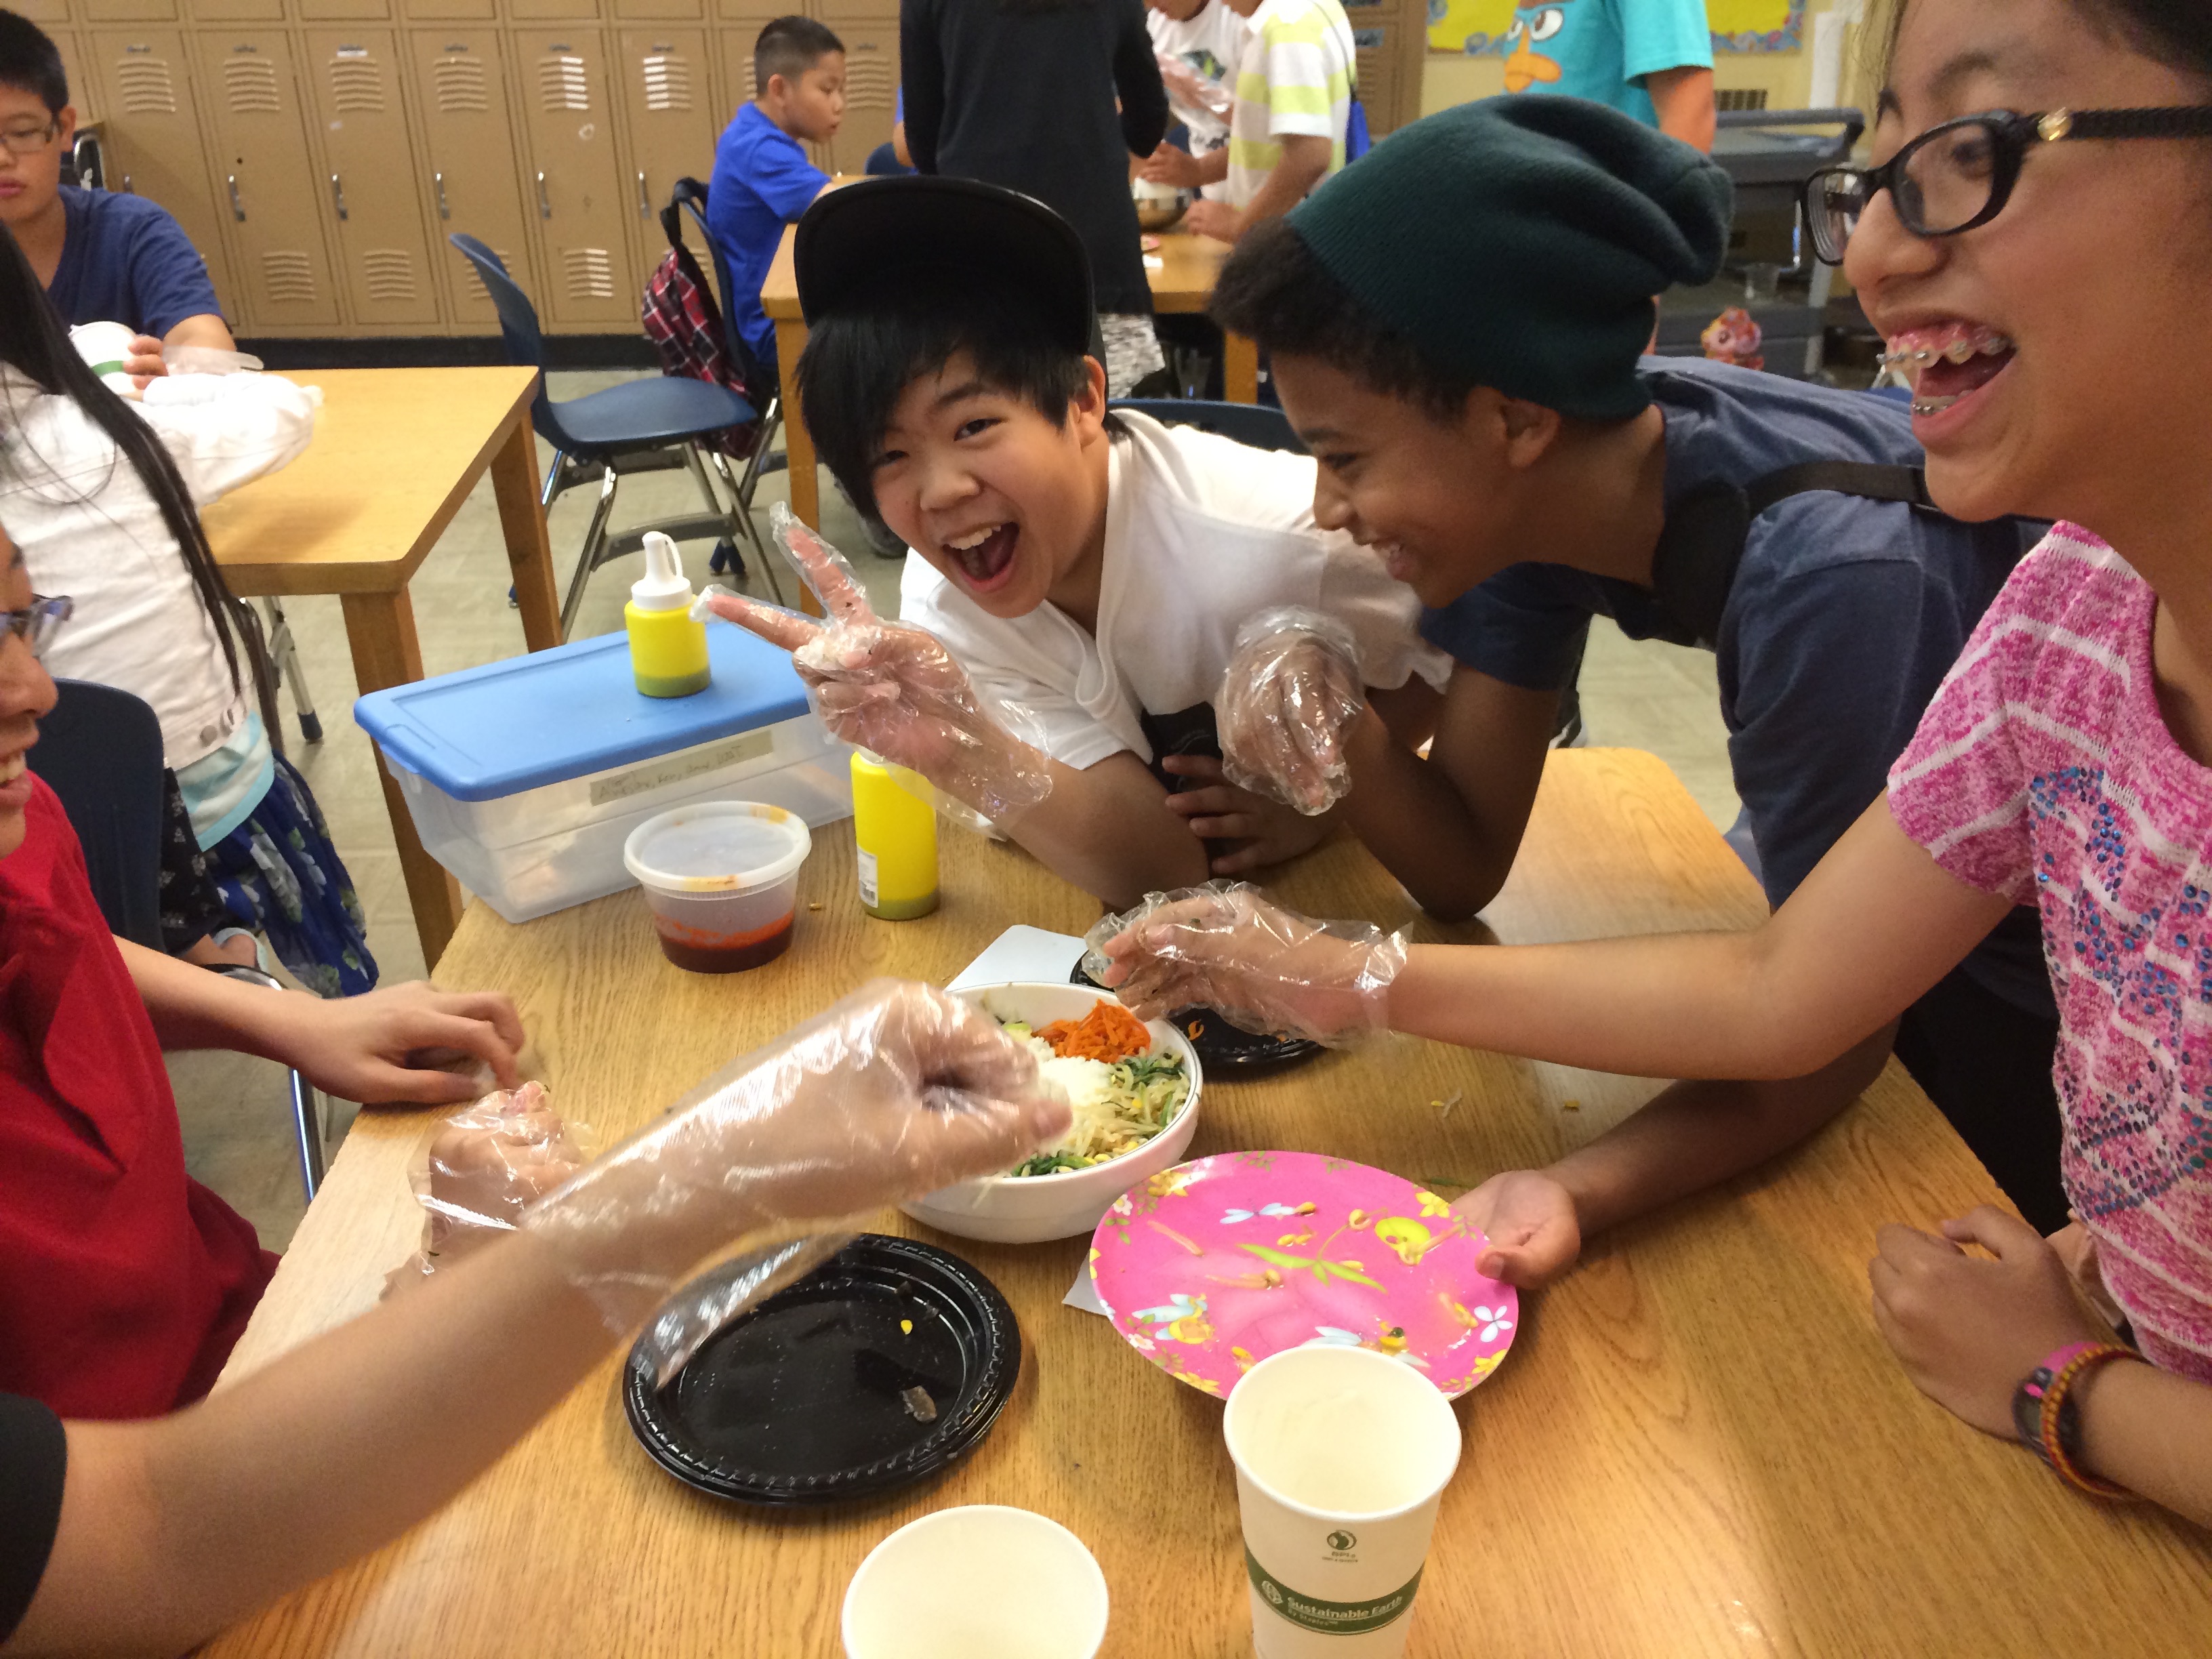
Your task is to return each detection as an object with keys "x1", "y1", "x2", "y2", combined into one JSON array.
[
  {"x1": 1202, "y1": 96, "x2": 2064, "y2": 1233},
  {"x1": 720, "y1": 176, "x2": 1446, "y2": 909}
]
